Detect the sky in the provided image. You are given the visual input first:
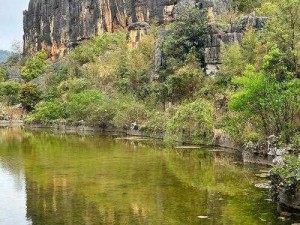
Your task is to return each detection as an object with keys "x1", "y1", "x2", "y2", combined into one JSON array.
[{"x1": 0, "y1": 0, "x2": 30, "y2": 51}]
